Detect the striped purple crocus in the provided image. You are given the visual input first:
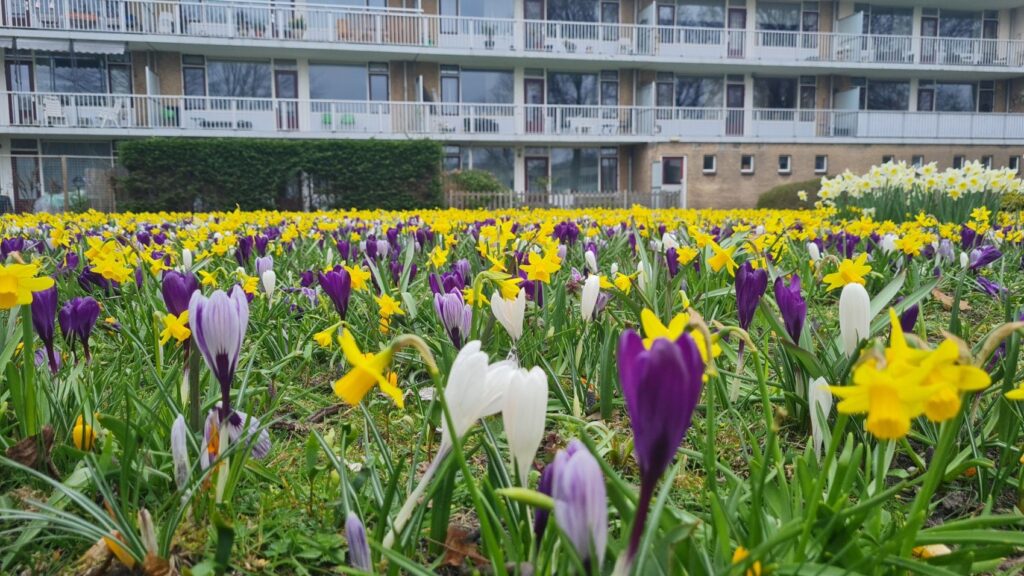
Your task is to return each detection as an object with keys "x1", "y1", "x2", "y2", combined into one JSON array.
[
  {"x1": 434, "y1": 289, "x2": 472, "y2": 348},
  {"x1": 552, "y1": 440, "x2": 607, "y2": 569},
  {"x1": 188, "y1": 286, "x2": 249, "y2": 418},
  {"x1": 618, "y1": 329, "x2": 704, "y2": 567}
]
